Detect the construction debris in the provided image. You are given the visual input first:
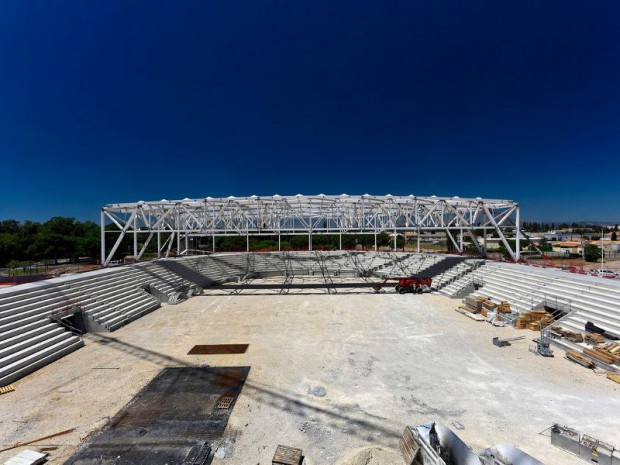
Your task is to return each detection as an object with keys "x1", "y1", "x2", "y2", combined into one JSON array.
[
  {"x1": 400, "y1": 422, "x2": 544, "y2": 465},
  {"x1": 566, "y1": 350, "x2": 595, "y2": 369},
  {"x1": 607, "y1": 372, "x2": 620, "y2": 384},
  {"x1": 584, "y1": 332, "x2": 605, "y2": 344},
  {"x1": 455, "y1": 307, "x2": 485, "y2": 321},
  {"x1": 550, "y1": 326, "x2": 584, "y2": 343},
  {"x1": 3, "y1": 449, "x2": 48, "y2": 465},
  {"x1": 0, "y1": 384, "x2": 15, "y2": 395},
  {"x1": 0, "y1": 429, "x2": 75, "y2": 453},
  {"x1": 493, "y1": 336, "x2": 525, "y2": 348}
]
